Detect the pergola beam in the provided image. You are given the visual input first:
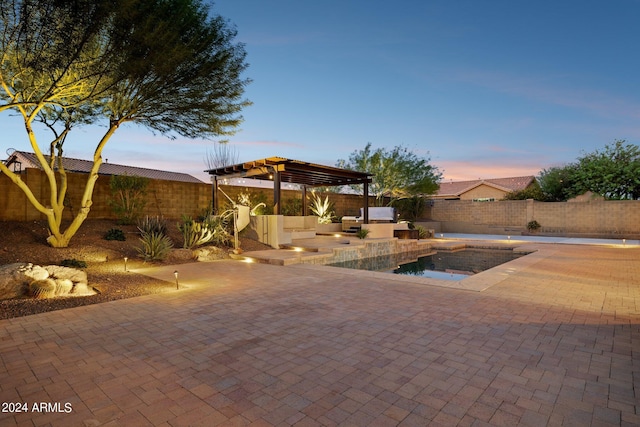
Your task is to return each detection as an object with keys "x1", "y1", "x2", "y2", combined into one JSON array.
[{"x1": 207, "y1": 157, "x2": 372, "y2": 217}]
